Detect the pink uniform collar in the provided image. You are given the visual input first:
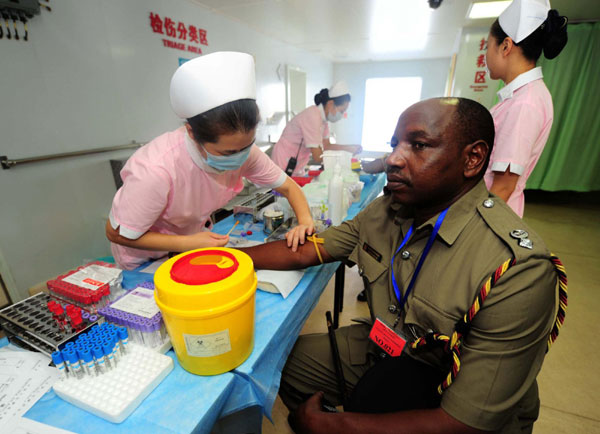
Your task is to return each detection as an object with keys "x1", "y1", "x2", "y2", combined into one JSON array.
[{"x1": 497, "y1": 67, "x2": 543, "y2": 102}]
